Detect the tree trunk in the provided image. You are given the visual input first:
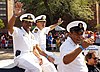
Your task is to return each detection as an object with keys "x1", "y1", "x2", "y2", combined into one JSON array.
[
  {"x1": 96, "y1": 1, "x2": 99, "y2": 25},
  {"x1": 96, "y1": 1, "x2": 100, "y2": 31}
]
